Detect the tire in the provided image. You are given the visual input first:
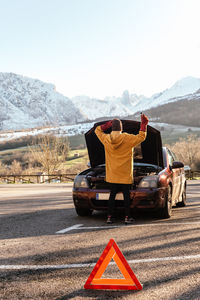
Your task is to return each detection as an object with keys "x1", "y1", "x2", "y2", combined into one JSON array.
[
  {"x1": 159, "y1": 186, "x2": 172, "y2": 219},
  {"x1": 176, "y1": 185, "x2": 186, "y2": 207},
  {"x1": 75, "y1": 207, "x2": 93, "y2": 216}
]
